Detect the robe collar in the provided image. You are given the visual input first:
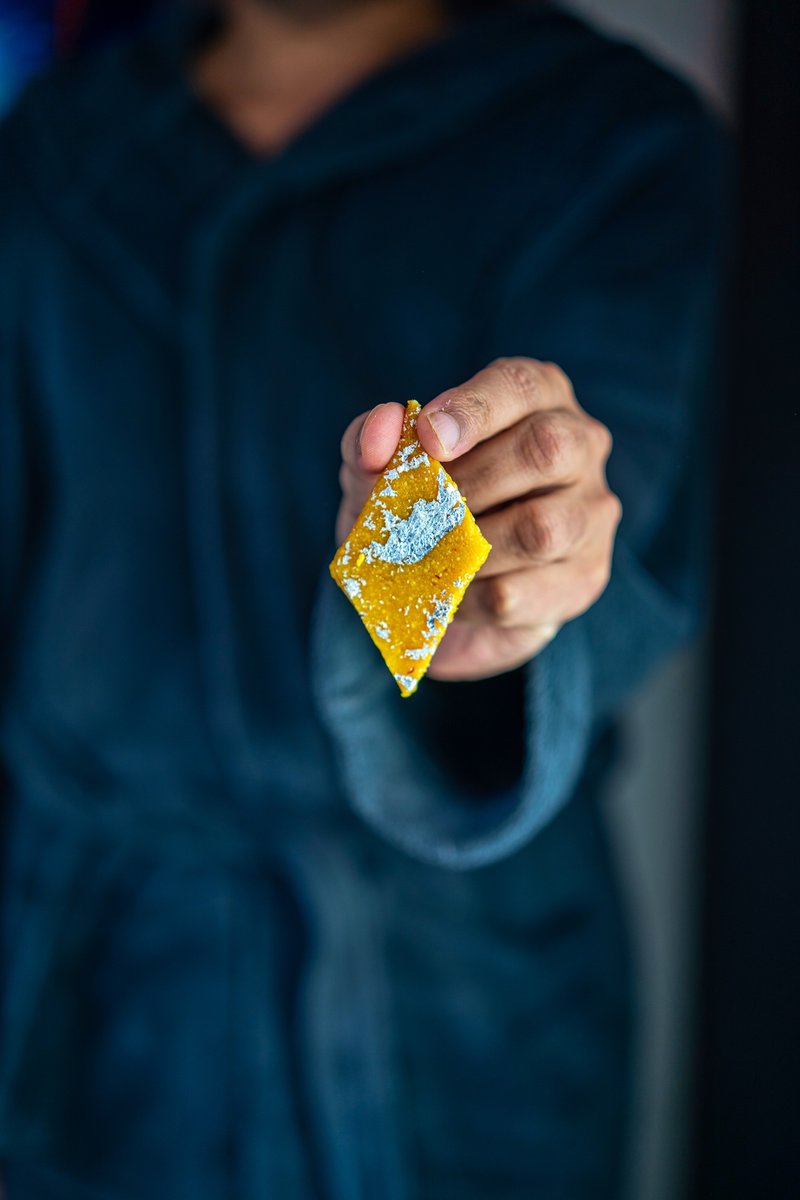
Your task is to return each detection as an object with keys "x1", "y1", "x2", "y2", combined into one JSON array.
[{"x1": 9, "y1": 2, "x2": 593, "y2": 327}]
